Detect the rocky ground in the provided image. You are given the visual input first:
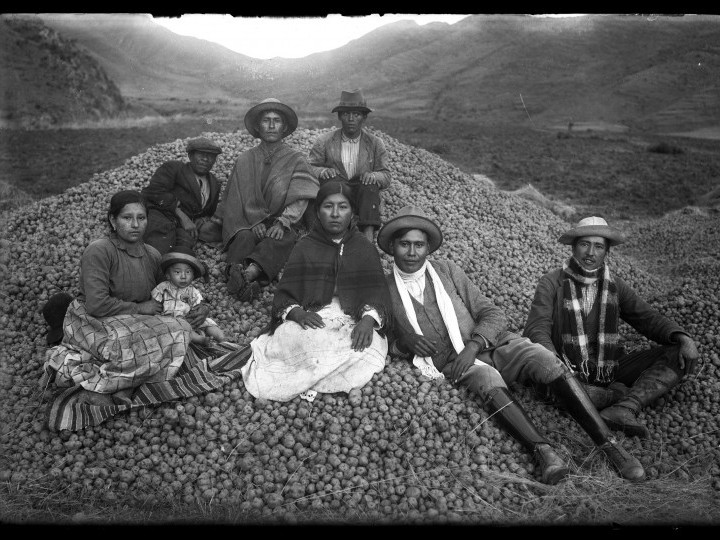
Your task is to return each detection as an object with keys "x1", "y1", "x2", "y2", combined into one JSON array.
[{"x1": 0, "y1": 124, "x2": 719, "y2": 525}]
